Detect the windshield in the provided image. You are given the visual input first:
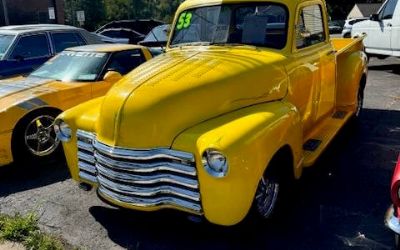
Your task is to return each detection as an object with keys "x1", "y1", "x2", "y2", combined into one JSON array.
[
  {"x1": 143, "y1": 25, "x2": 170, "y2": 42},
  {"x1": 171, "y1": 3, "x2": 288, "y2": 49},
  {"x1": 30, "y1": 51, "x2": 109, "y2": 82},
  {"x1": 0, "y1": 34, "x2": 15, "y2": 60}
]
